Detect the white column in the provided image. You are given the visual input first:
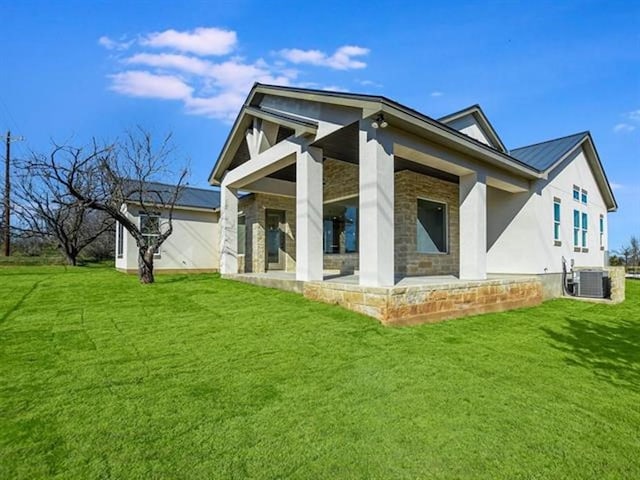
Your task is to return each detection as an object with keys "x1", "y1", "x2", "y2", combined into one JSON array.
[
  {"x1": 219, "y1": 182, "x2": 238, "y2": 275},
  {"x1": 459, "y1": 172, "x2": 487, "y2": 280},
  {"x1": 358, "y1": 119, "x2": 395, "y2": 287},
  {"x1": 296, "y1": 146, "x2": 324, "y2": 281}
]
